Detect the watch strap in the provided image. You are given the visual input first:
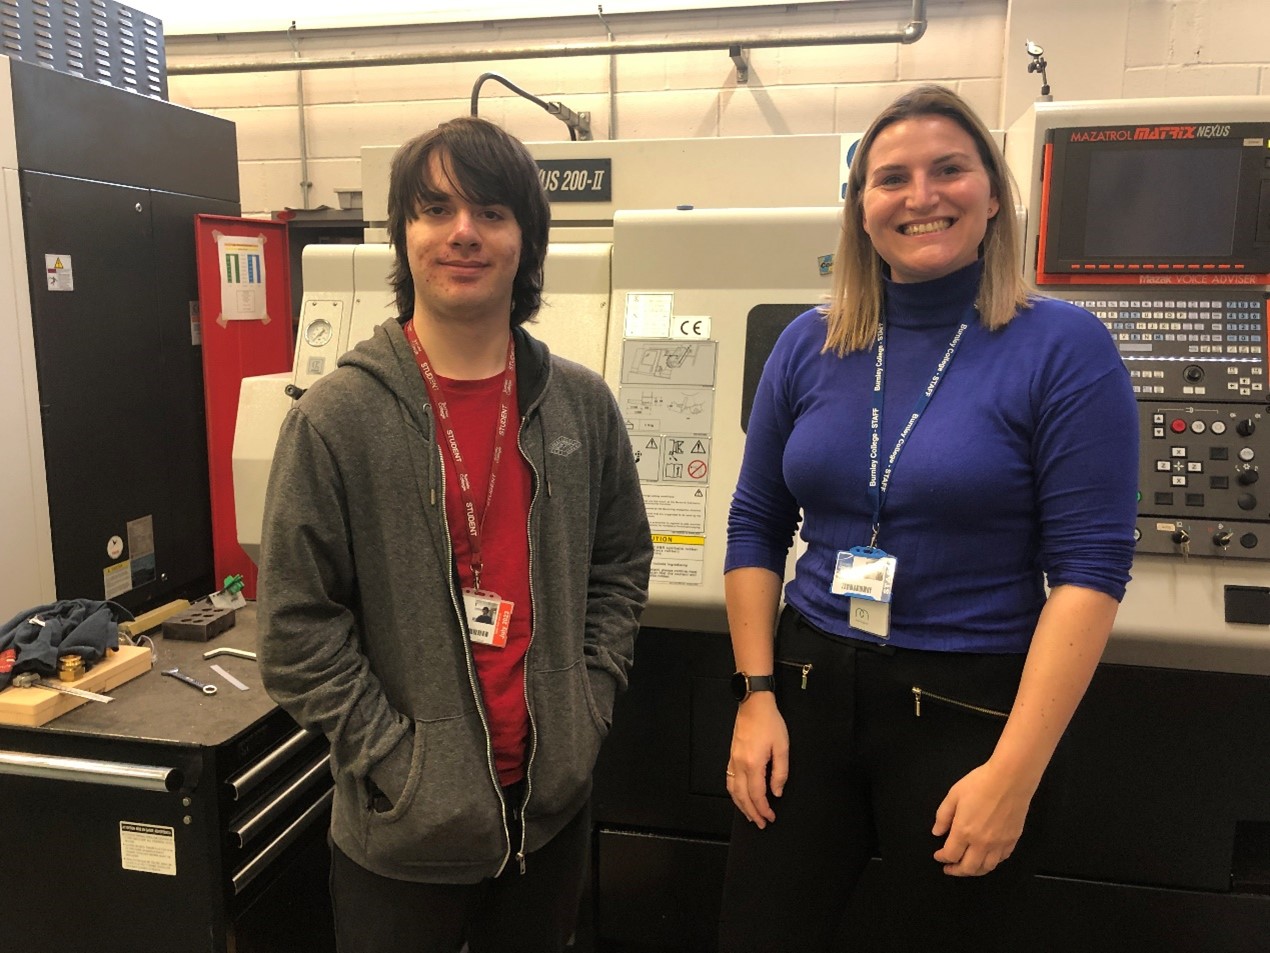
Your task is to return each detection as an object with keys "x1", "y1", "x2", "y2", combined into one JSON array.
[
  {"x1": 732, "y1": 671, "x2": 775, "y2": 701},
  {"x1": 744, "y1": 674, "x2": 774, "y2": 694}
]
